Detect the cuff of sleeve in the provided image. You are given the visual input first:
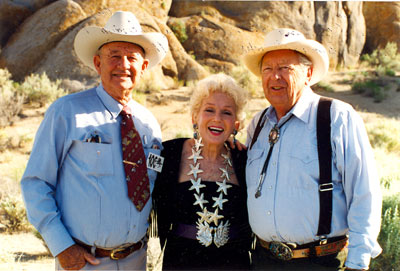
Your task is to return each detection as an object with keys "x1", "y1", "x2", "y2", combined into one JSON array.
[
  {"x1": 345, "y1": 250, "x2": 371, "y2": 270},
  {"x1": 40, "y1": 221, "x2": 75, "y2": 257}
]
